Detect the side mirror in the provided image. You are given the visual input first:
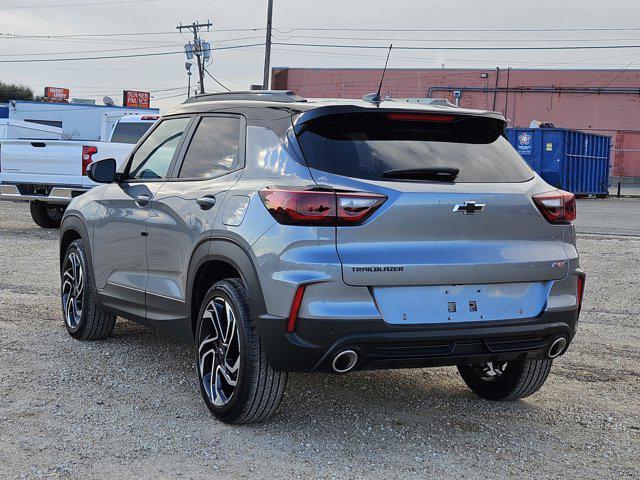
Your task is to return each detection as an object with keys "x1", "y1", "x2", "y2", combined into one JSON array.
[{"x1": 87, "y1": 158, "x2": 117, "y2": 183}]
